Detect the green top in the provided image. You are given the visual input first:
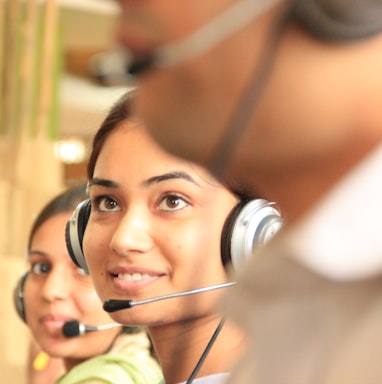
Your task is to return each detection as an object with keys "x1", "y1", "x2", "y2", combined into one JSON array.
[
  {"x1": 56, "y1": 353, "x2": 162, "y2": 384},
  {"x1": 55, "y1": 330, "x2": 162, "y2": 384}
]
